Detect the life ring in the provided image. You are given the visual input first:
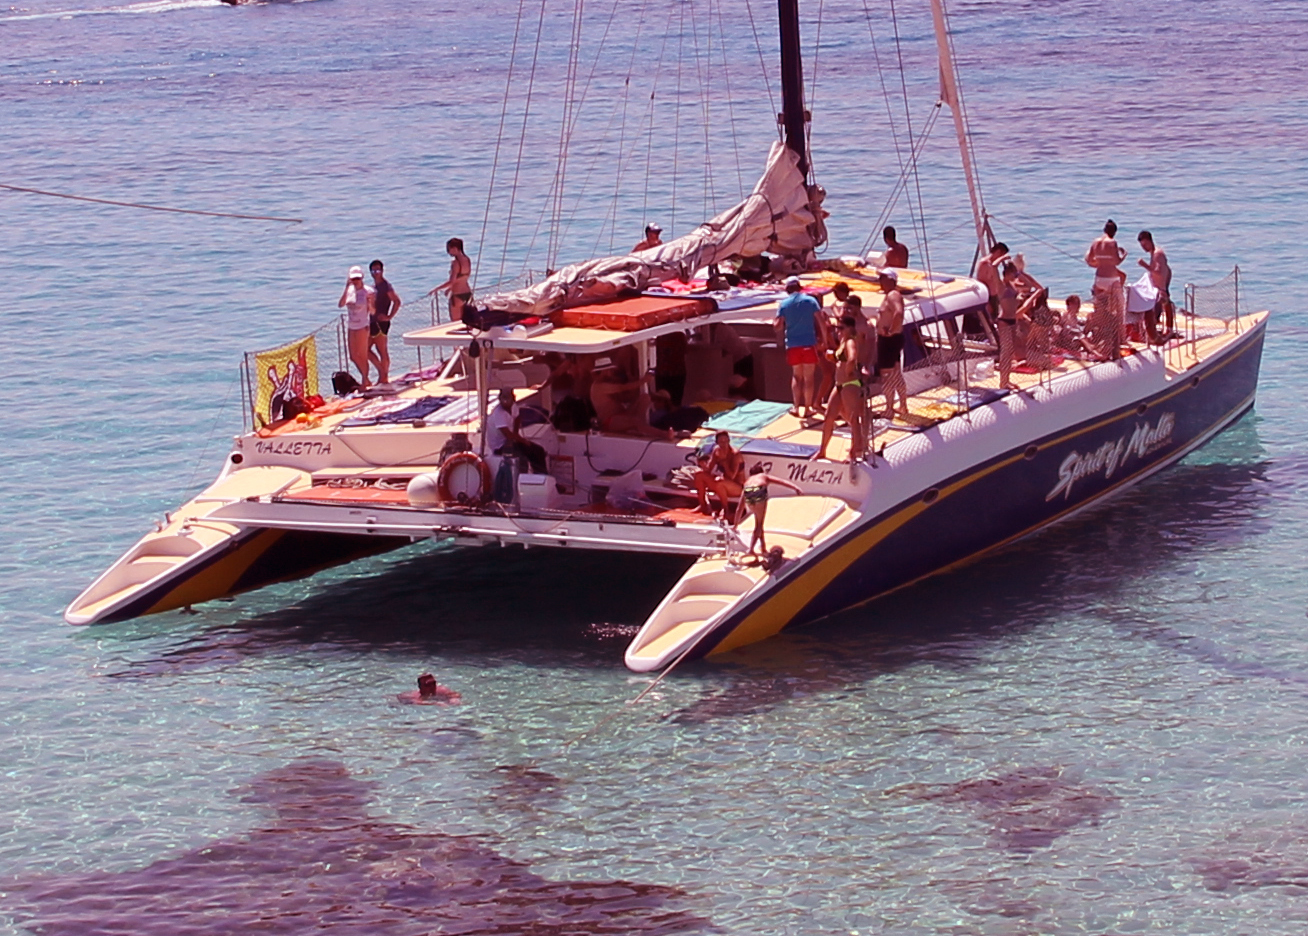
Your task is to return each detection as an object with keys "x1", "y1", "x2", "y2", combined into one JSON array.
[{"x1": 436, "y1": 452, "x2": 493, "y2": 506}]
